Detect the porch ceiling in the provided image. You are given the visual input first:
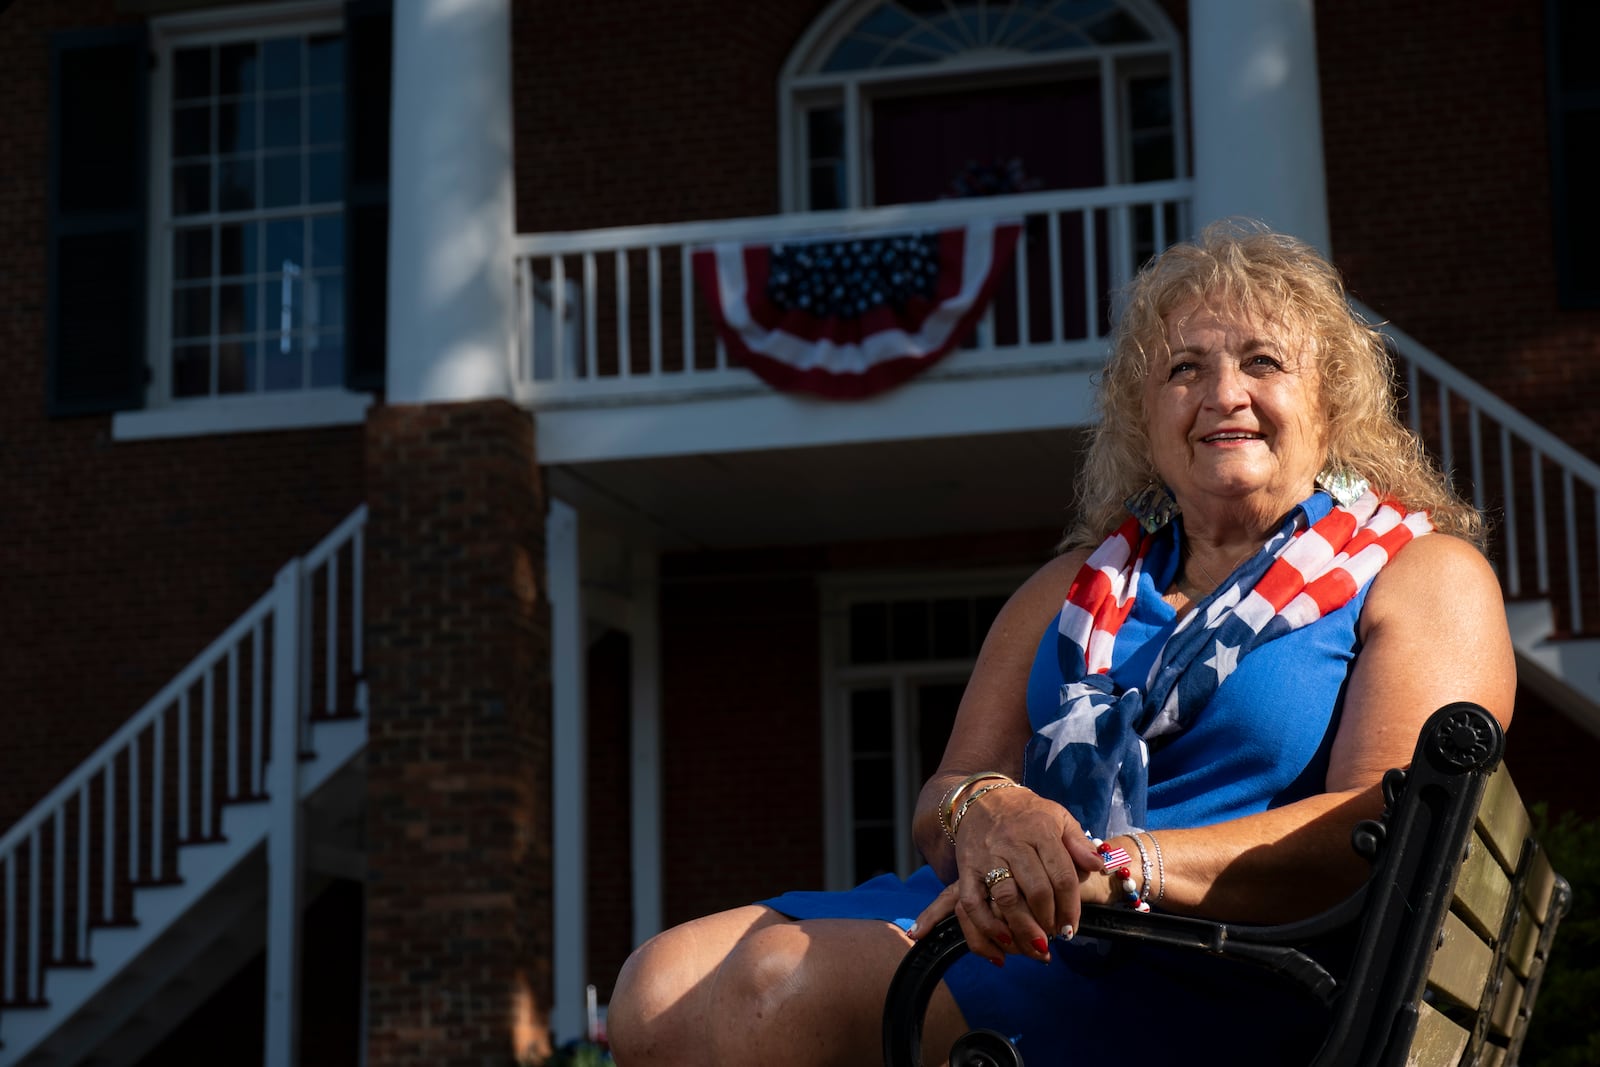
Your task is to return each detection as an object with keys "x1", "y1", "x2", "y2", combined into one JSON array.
[{"x1": 548, "y1": 427, "x2": 1089, "y2": 551}]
